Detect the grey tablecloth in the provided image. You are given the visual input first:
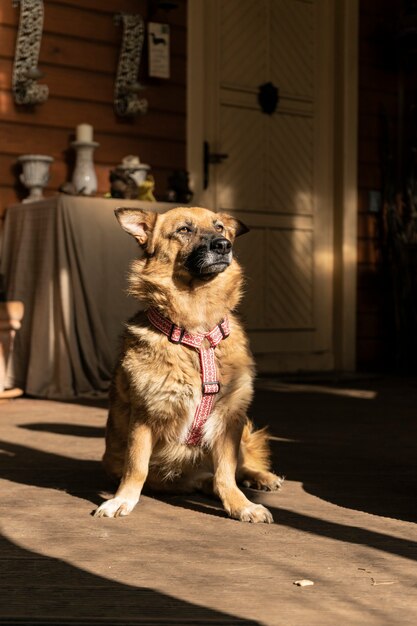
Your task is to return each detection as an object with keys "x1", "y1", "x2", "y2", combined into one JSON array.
[{"x1": 0, "y1": 195, "x2": 172, "y2": 399}]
